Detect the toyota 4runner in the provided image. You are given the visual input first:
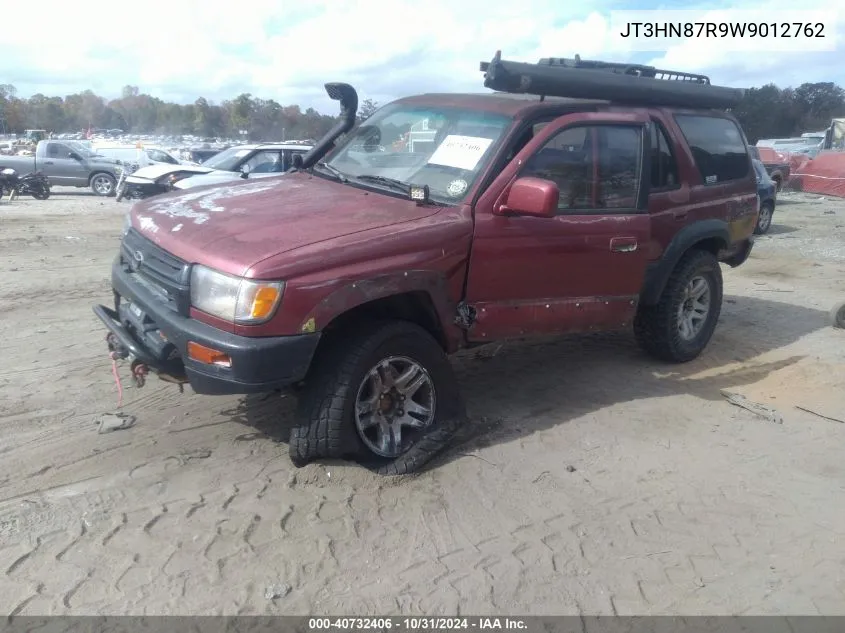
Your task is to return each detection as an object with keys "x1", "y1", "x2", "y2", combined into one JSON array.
[{"x1": 94, "y1": 53, "x2": 758, "y2": 475}]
